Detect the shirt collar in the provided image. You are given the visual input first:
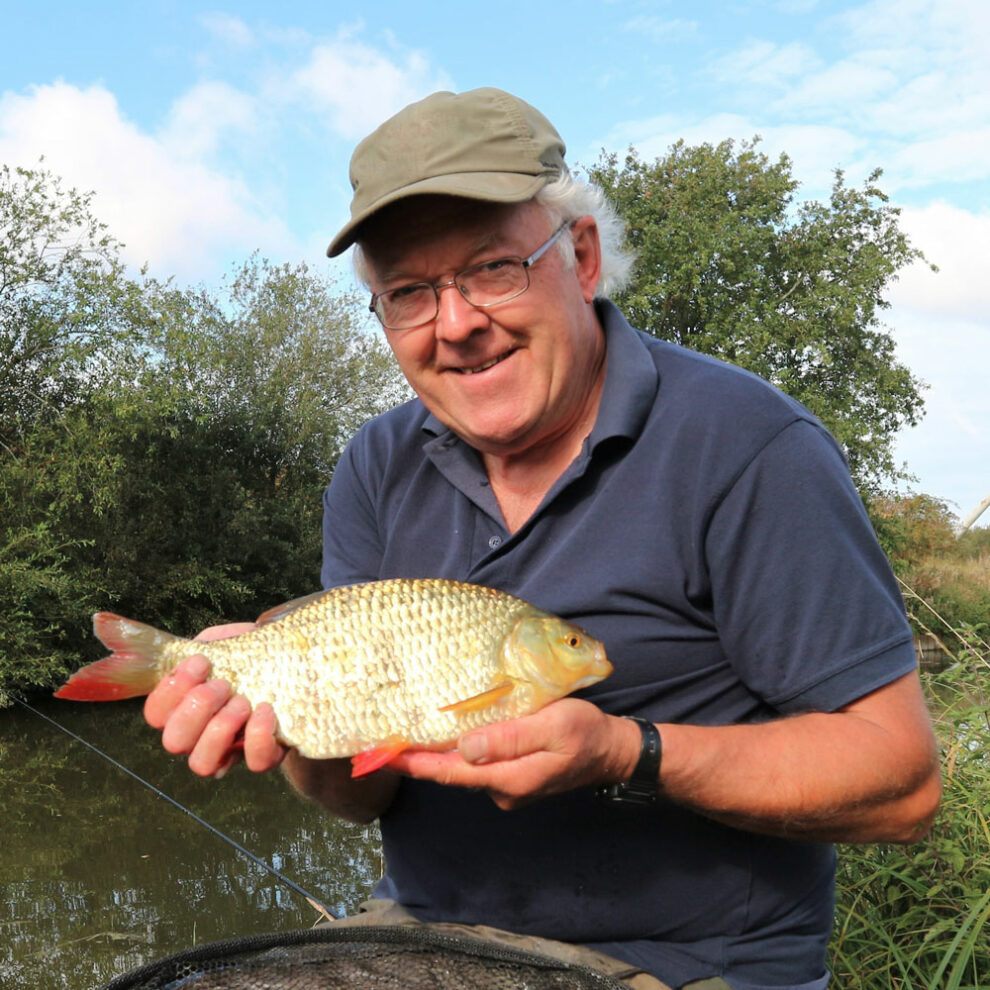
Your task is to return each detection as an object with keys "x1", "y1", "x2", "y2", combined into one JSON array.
[{"x1": 588, "y1": 298, "x2": 659, "y2": 449}]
